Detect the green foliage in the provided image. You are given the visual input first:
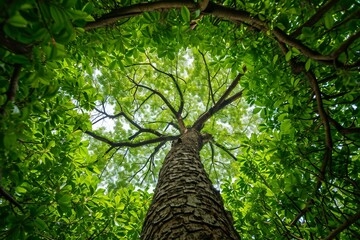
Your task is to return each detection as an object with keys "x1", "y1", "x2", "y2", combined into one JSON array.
[{"x1": 1, "y1": 0, "x2": 359, "y2": 239}]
